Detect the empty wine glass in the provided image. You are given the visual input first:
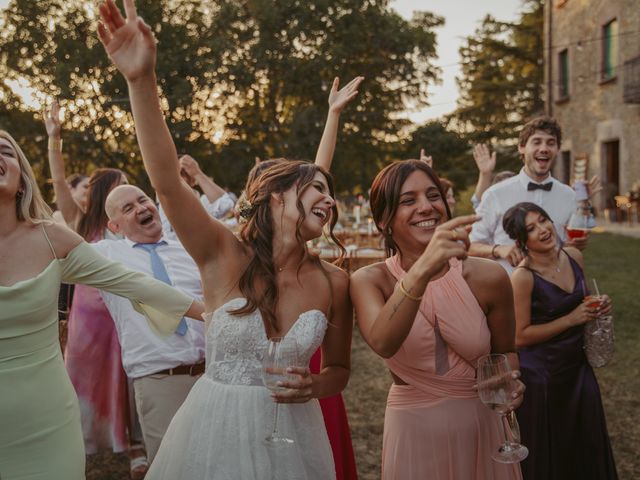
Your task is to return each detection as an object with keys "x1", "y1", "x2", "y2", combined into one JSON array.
[
  {"x1": 262, "y1": 337, "x2": 299, "y2": 445},
  {"x1": 477, "y1": 353, "x2": 529, "y2": 464}
]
